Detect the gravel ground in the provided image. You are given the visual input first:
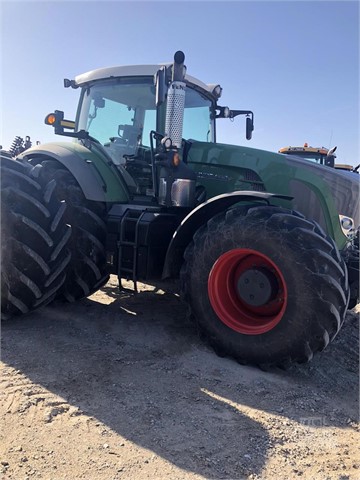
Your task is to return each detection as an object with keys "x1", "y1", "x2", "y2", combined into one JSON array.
[{"x1": 1, "y1": 275, "x2": 359, "y2": 480}]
